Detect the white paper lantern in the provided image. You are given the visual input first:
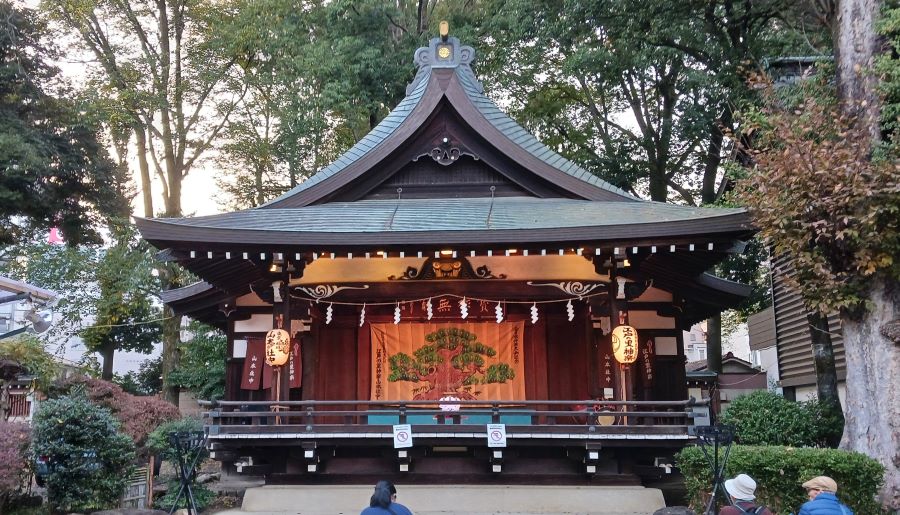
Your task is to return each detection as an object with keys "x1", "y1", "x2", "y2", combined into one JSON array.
[
  {"x1": 265, "y1": 328, "x2": 291, "y2": 366},
  {"x1": 611, "y1": 325, "x2": 639, "y2": 364}
]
